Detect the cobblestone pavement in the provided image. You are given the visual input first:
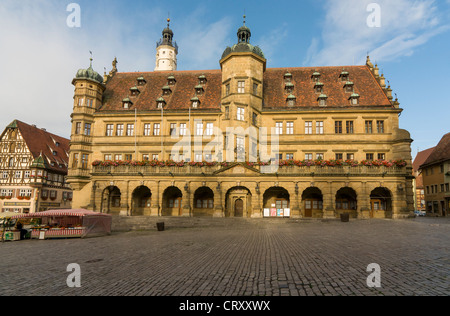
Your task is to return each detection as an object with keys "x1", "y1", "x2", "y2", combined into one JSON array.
[{"x1": 0, "y1": 217, "x2": 448, "y2": 296}]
